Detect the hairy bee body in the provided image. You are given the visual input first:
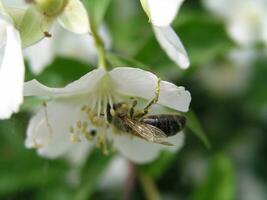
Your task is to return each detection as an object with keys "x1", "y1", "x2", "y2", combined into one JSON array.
[
  {"x1": 107, "y1": 103, "x2": 186, "y2": 145},
  {"x1": 108, "y1": 114, "x2": 132, "y2": 133},
  {"x1": 140, "y1": 115, "x2": 186, "y2": 136}
]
